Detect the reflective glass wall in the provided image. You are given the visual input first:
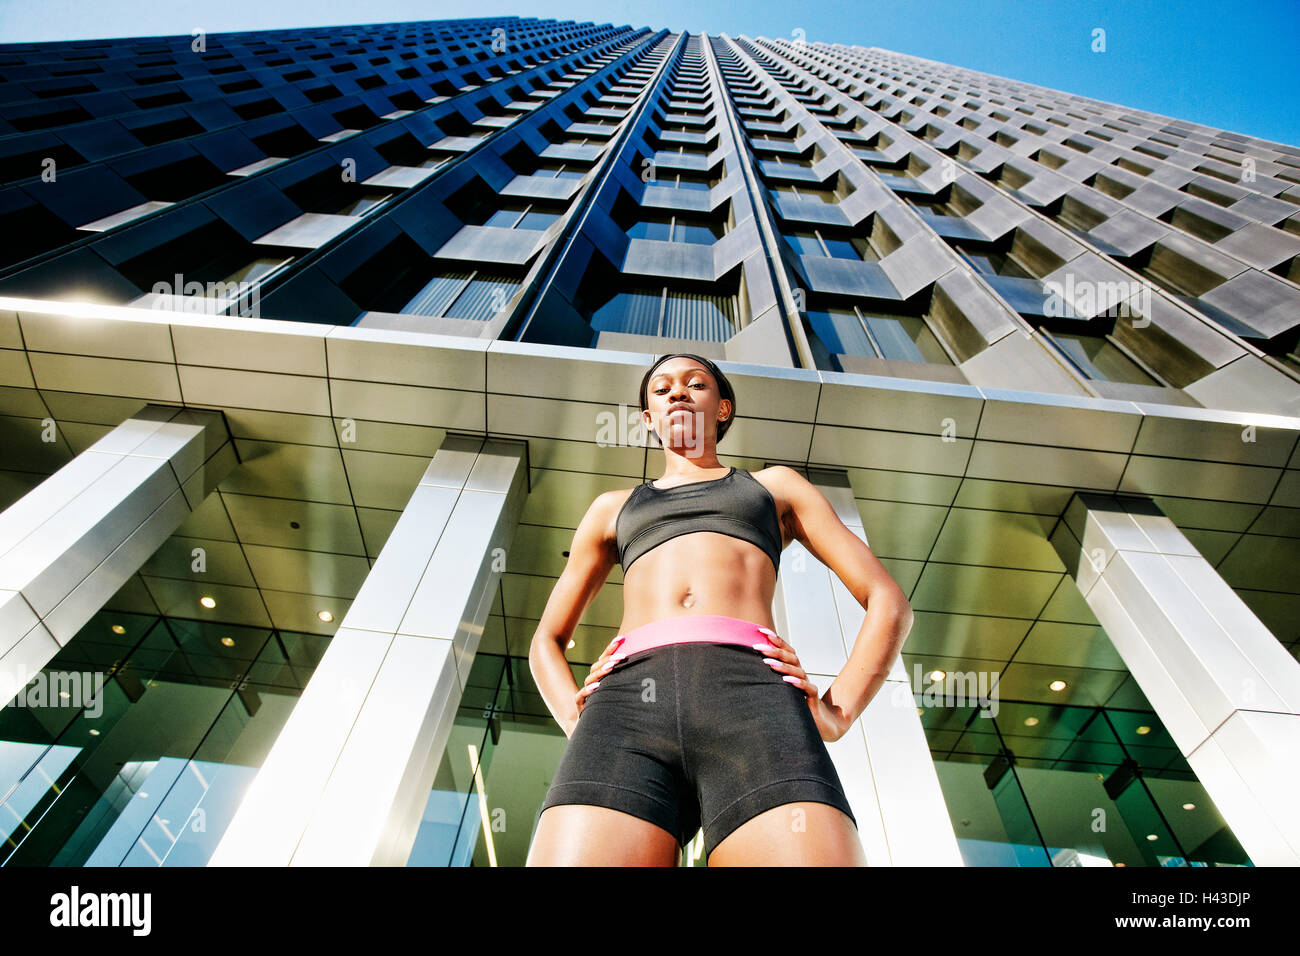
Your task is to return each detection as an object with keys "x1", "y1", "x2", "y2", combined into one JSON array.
[
  {"x1": 922, "y1": 698, "x2": 1253, "y2": 867},
  {"x1": 0, "y1": 608, "x2": 330, "y2": 865}
]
